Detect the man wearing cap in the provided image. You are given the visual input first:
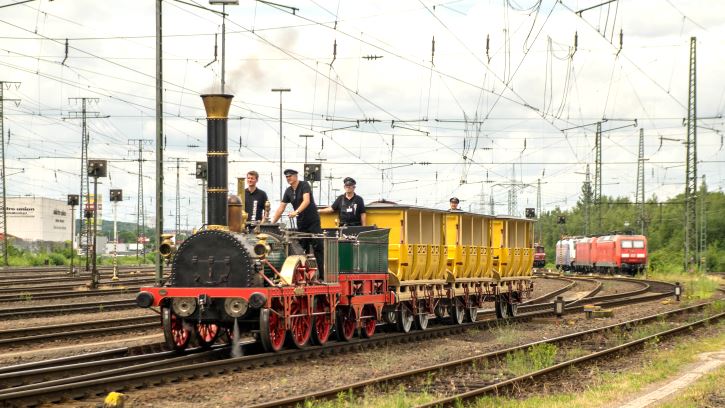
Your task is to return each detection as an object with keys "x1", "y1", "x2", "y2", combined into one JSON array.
[
  {"x1": 271, "y1": 168, "x2": 324, "y2": 277},
  {"x1": 320, "y1": 177, "x2": 366, "y2": 226},
  {"x1": 449, "y1": 197, "x2": 462, "y2": 211}
]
